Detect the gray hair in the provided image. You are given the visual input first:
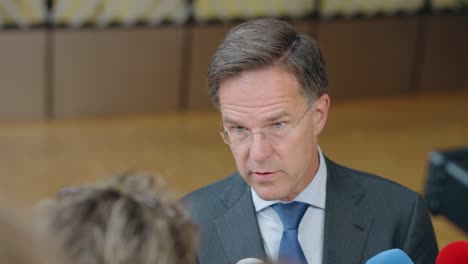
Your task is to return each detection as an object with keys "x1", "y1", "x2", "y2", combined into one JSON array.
[
  {"x1": 208, "y1": 18, "x2": 328, "y2": 108},
  {"x1": 38, "y1": 173, "x2": 197, "y2": 264}
]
